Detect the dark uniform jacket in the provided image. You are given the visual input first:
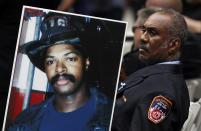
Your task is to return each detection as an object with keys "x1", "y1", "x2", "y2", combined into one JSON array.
[
  {"x1": 8, "y1": 88, "x2": 111, "y2": 131},
  {"x1": 112, "y1": 64, "x2": 190, "y2": 131}
]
